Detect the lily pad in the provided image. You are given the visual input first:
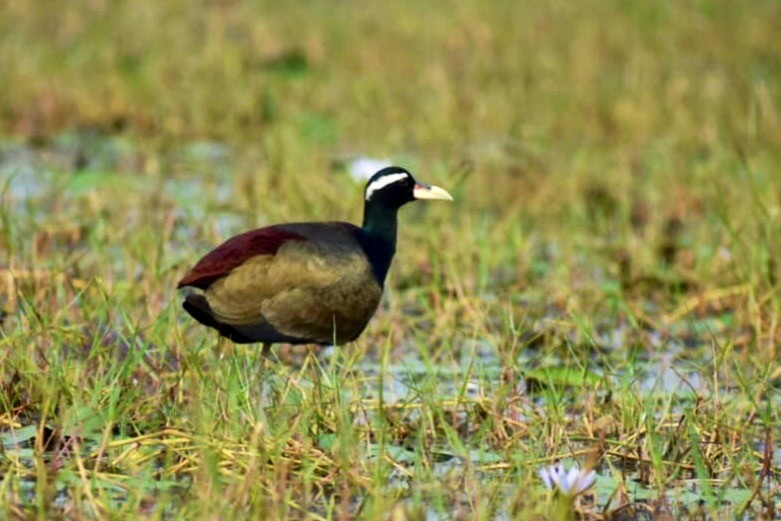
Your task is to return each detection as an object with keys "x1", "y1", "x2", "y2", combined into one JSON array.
[{"x1": 524, "y1": 366, "x2": 602, "y2": 391}]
